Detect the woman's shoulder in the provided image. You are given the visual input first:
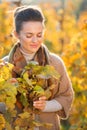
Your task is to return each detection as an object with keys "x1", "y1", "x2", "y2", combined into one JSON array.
[
  {"x1": 49, "y1": 52, "x2": 64, "y2": 65},
  {"x1": 2, "y1": 55, "x2": 9, "y2": 62},
  {"x1": 49, "y1": 52, "x2": 66, "y2": 74}
]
